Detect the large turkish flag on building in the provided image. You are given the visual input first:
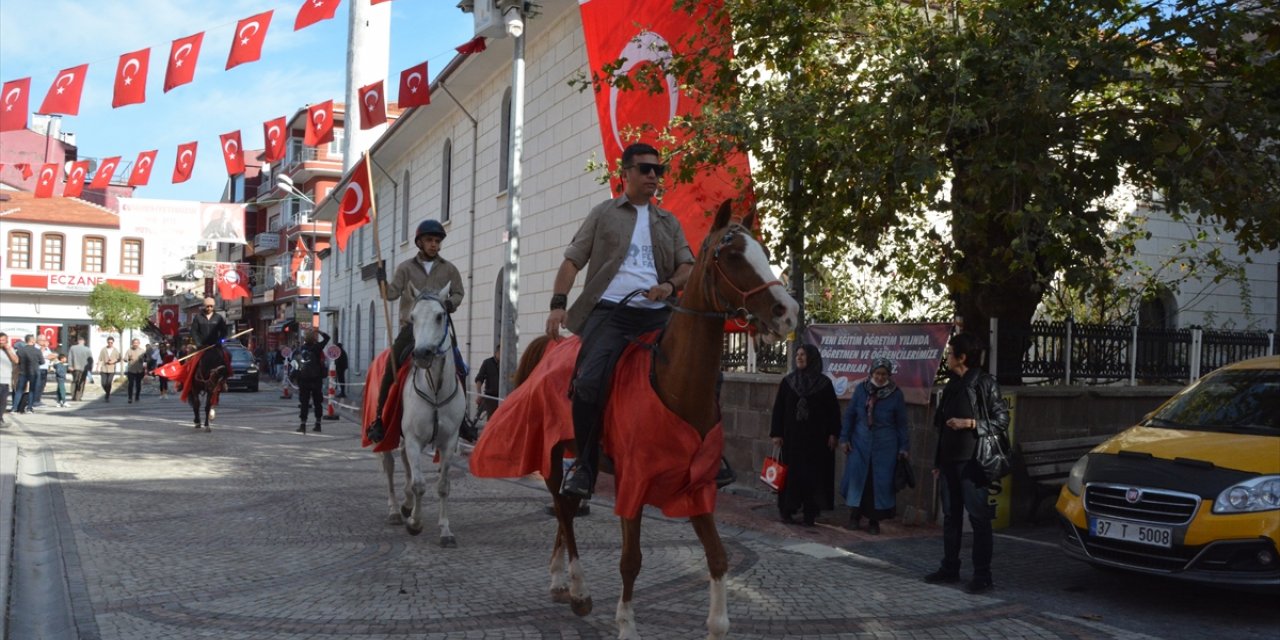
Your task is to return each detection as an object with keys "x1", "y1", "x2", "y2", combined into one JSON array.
[
  {"x1": 38, "y1": 325, "x2": 60, "y2": 351},
  {"x1": 578, "y1": 0, "x2": 751, "y2": 251},
  {"x1": 158, "y1": 304, "x2": 180, "y2": 336}
]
